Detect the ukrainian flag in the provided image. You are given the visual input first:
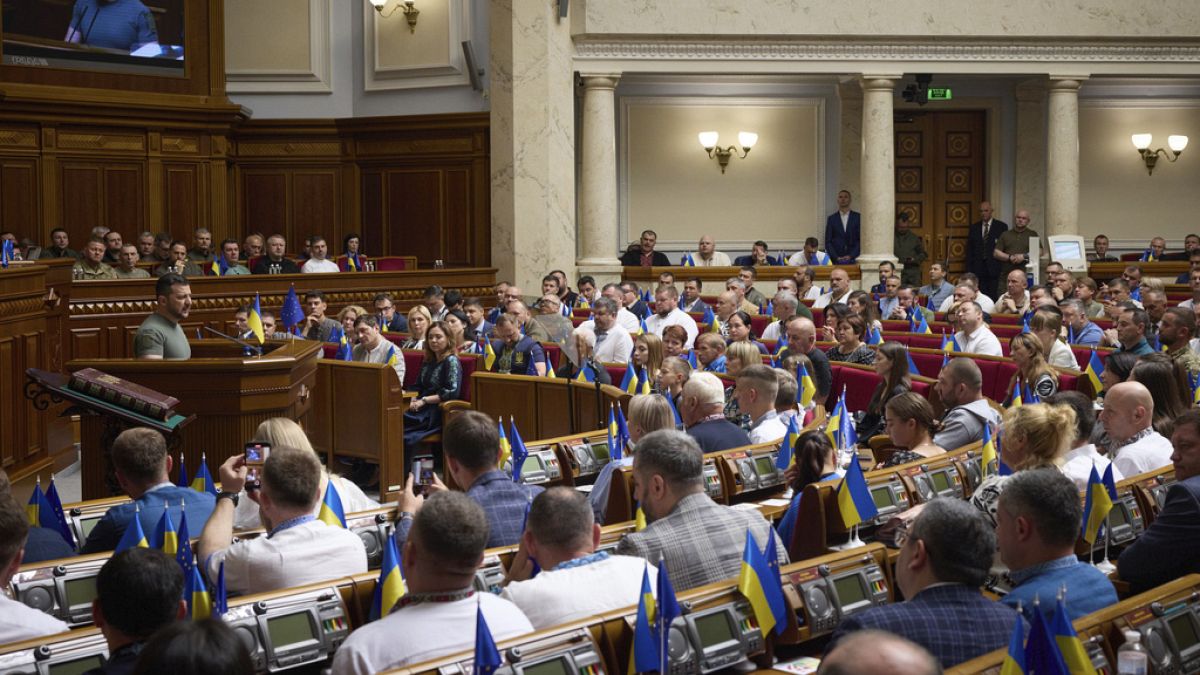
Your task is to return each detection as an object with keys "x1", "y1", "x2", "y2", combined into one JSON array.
[
  {"x1": 386, "y1": 344, "x2": 399, "y2": 369},
  {"x1": 636, "y1": 367, "x2": 652, "y2": 394},
  {"x1": 686, "y1": 350, "x2": 700, "y2": 369},
  {"x1": 347, "y1": 253, "x2": 361, "y2": 272},
  {"x1": 999, "y1": 612, "x2": 1027, "y2": 675},
  {"x1": 738, "y1": 531, "x2": 787, "y2": 637},
  {"x1": 26, "y1": 480, "x2": 68, "y2": 546},
  {"x1": 498, "y1": 418, "x2": 512, "y2": 471},
  {"x1": 369, "y1": 535, "x2": 406, "y2": 621},
  {"x1": 575, "y1": 362, "x2": 596, "y2": 383},
  {"x1": 1085, "y1": 351, "x2": 1105, "y2": 393},
  {"x1": 483, "y1": 339, "x2": 497, "y2": 370},
  {"x1": 637, "y1": 317, "x2": 648, "y2": 336},
  {"x1": 777, "y1": 415, "x2": 799, "y2": 470},
  {"x1": 866, "y1": 325, "x2": 882, "y2": 345},
  {"x1": 154, "y1": 504, "x2": 178, "y2": 556},
  {"x1": 1081, "y1": 465, "x2": 1113, "y2": 544},
  {"x1": 1011, "y1": 380, "x2": 1023, "y2": 407},
  {"x1": 682, "y1": 253, "x2": 696, "y2": 267},
  {"x1": 115, "y1": 506, "x2": 149, "y2": 553},
  {"x1": 825, "y1": 394, "x2": 843, "y2": 446},
  {"x1": 1102, "y1": 463, "x2": 1118, "y2": 500},
  {"x1": 190, "y1": 454, "x2": 217, "y2": 496},
  {"x1": 836, "y1": 452, "x2": 878, "y2": 528},
  {"x1": 981, "y1": 424, "x2": 998, "y2": 477},
  {"x1": 248, "y1": 293, "x2": 266, "y2": 345},
  {"x1": 318, "y1": 480, "x2": 347, "y2": 528},
  {"x1": 906, "y1": 350, "x2": 921, "y2": 376},
  {"x1": 632, "y1": 565, "x2": 659, "y2": 673},
  {"x1": 607, "y1": 404, "x2": 618, "y2": 440},
  {"x1": 335, "y1": 326, "x2": 353, "y2": 361},
  {"x1": 941, "y1": 331, "x2": 958, "y2": 353},
  {"x1": 911, "y1": 309, "x2": 932, "y2": 334},
  {"x1": 635, "y1": 506, "x2": 648, "y2": 532},
  {"x1": 619, "y1": 360, "x2": 638, "y2": 394},
  {"x1": 186, "y1": 564, "x2": 212, "y2": 620},
  {"x1": 797, "y1": 362, "x2": 816, "y2": 407},
  {"x1": 577, "y1": 295, "x2": 590, "y2": 309},
  {"x1": 1051, "y1": 595, "x2": 1093, "y2": 674}
]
